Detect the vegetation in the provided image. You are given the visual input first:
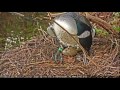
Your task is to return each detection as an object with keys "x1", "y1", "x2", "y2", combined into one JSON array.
[
  {"x1": 0, "y1": 12, "x2": 119, "y2": 78},
  {"x1": 0, "y1": 12, "x2": 49, "y2": 51}
]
